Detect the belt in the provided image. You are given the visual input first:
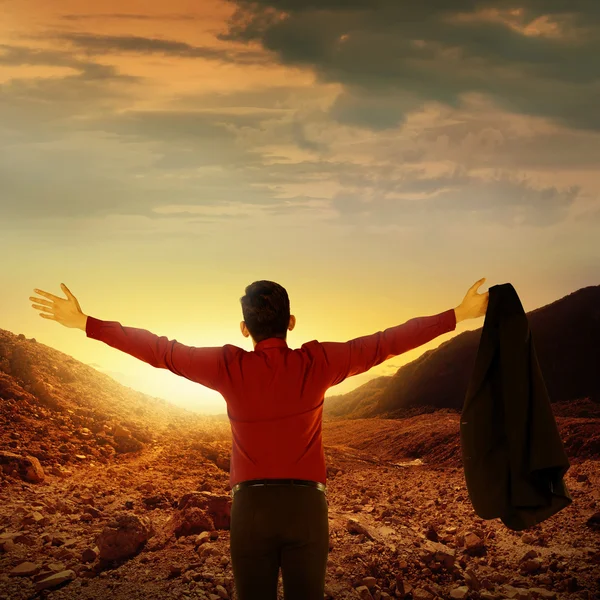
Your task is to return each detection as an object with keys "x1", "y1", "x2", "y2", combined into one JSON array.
[{"x1": 231, "y1": 478, "x2": 327, "y2": 498}]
